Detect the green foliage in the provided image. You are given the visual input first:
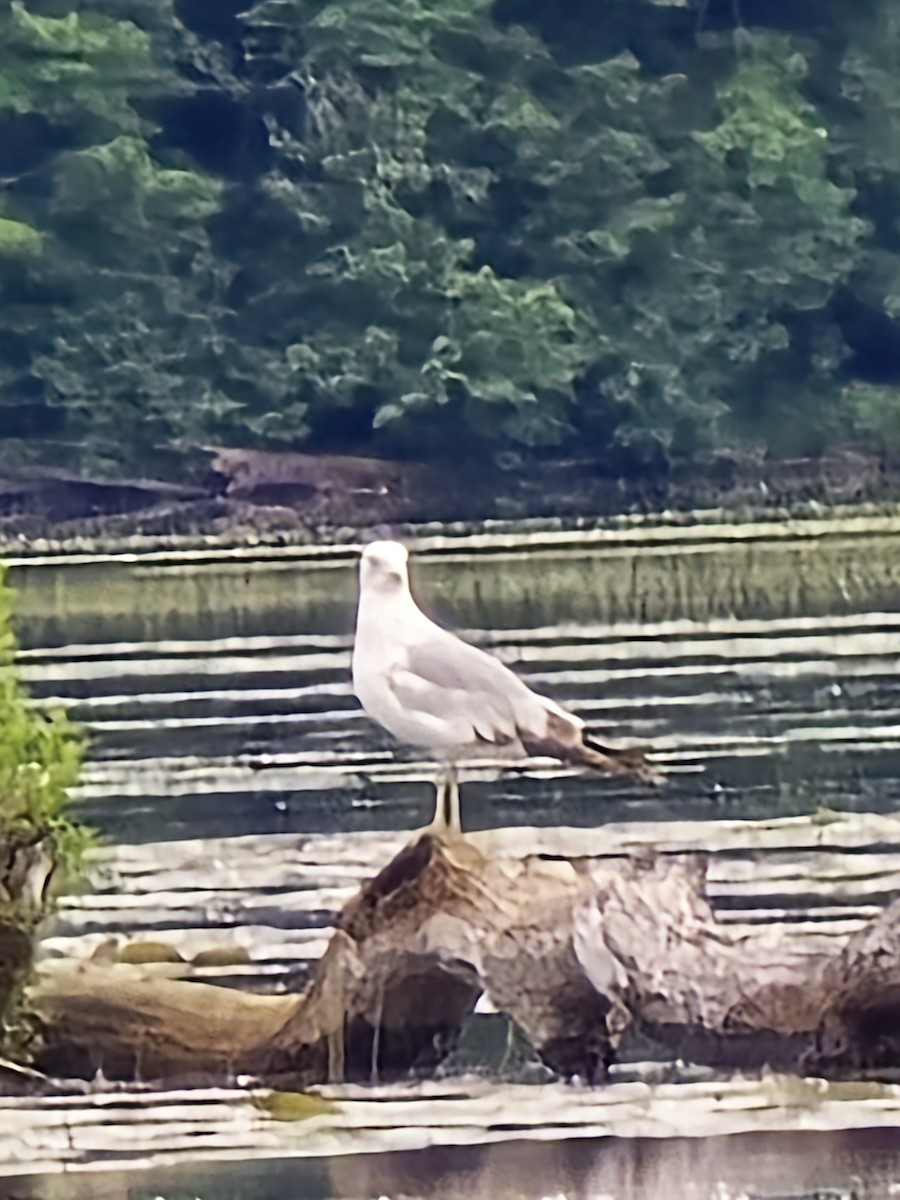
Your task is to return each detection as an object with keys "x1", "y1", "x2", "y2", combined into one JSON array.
[
  {"x1": 0, "y1": 563, "x2": 85, "y2": 855},
  {"x1": 697, "y1": 50, "x2": 821, "y2": 177},
  {"x1": 0, "y1": 216, "x2": 41, "y2": 256},
  {"x1": 843, "y1": 383, "x2": 900, "y2": 447},
  {"x1": 0, "y1": 555, "x2": 89, "y2": 1057},
  {"x1": 3, "y1": 0, "x2": 900, "y2": 470},
  {"x1": 434, "y1": 270, "x2": 595, "y2": 445},
  {"x1": 0, "y1": 1, "x2": 152, "y2": 133},
  {"x1": 54, "y1": 136, "x2": 222, "y2": 230}
]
